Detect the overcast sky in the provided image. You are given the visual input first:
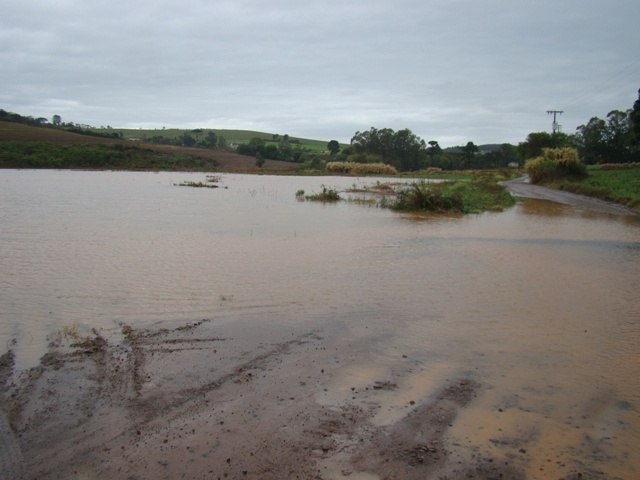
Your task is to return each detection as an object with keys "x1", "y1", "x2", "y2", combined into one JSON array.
[{"x1": 1, "y1": 0, "x2": 639, "y2": 146}]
